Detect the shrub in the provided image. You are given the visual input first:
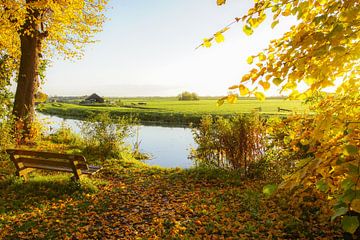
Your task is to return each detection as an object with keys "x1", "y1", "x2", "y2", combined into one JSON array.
[
  {"x1": 190, "y1": 114, "x2": 266, "y2": 177},
  {"x1": 115, "y1": 99, "x2": 123, "y2": 107},
  {"x1": 49, "y1": 122, "x2": 83, "y2": 146},
  {"x1": 0, "y1": 116, "x2": 15, "y2": 177},
  {"x1": 262, "y1": 116, "x2": 310, "y2": 179},
  {"x1": 0, "y1": 119, "x2": 14, "y2": 161},
  {"x1": 178, "y1": 91, "x2": 199, "y2": 101},
  {"x1": 80, "y1": 113, "x2": 137, "y2": 162}
]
